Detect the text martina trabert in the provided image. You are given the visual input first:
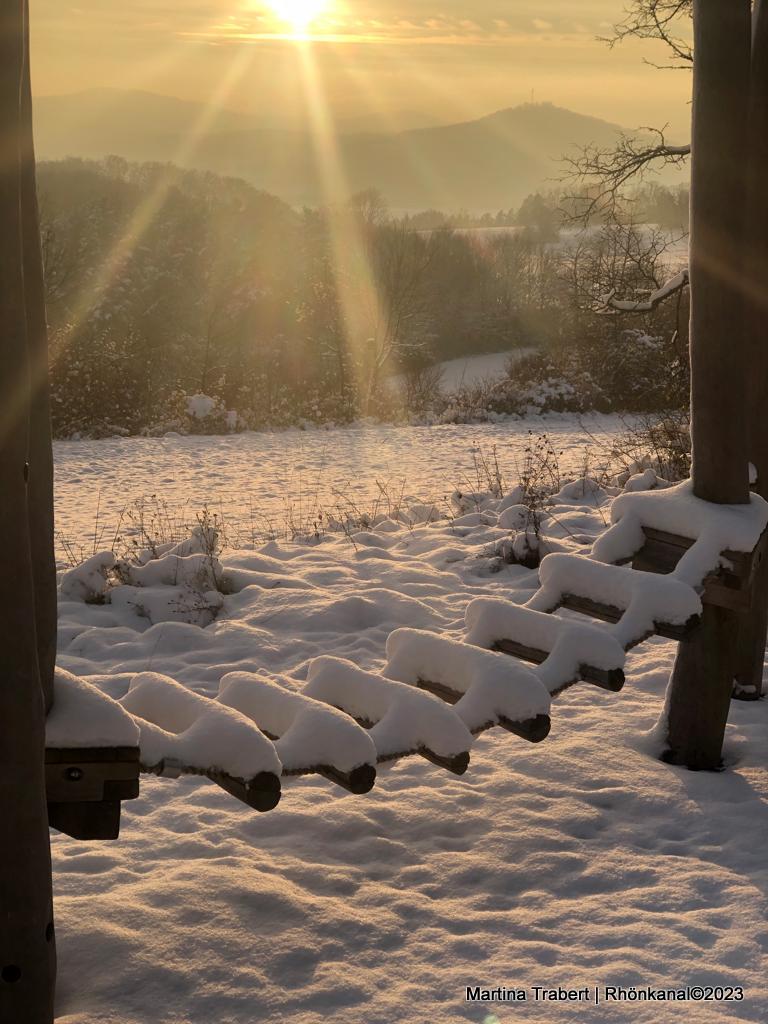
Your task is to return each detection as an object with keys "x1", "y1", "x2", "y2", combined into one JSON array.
[{"x1": 466, "y1": 985, "x2": 745, "y2": 1004}]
